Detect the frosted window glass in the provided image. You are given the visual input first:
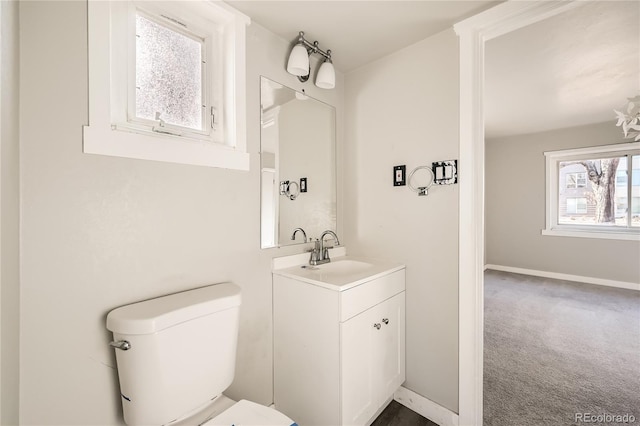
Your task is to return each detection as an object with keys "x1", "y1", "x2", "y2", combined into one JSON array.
[{"x1": 136, "y1": 13, "x2": 203, "y2": 131}]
